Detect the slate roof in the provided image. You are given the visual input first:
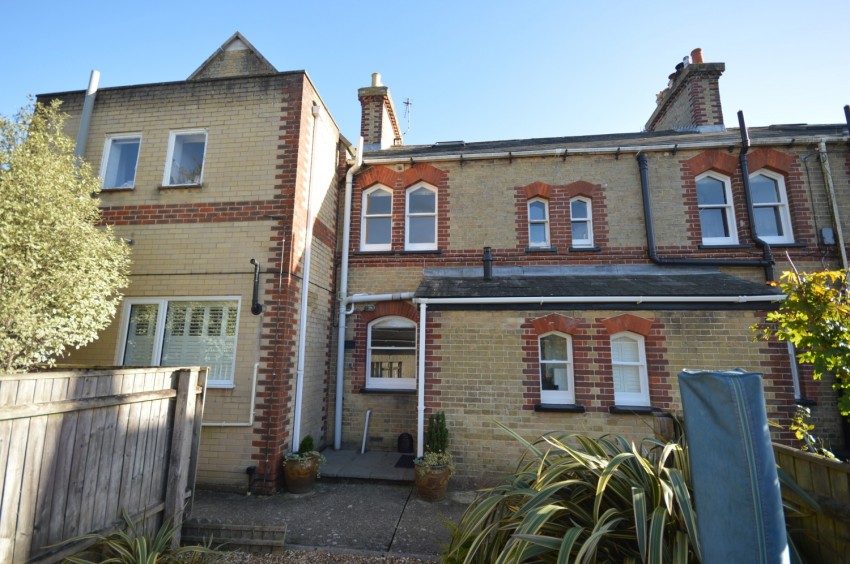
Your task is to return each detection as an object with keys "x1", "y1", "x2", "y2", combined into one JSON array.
[
  {"x1": 365, "y1": 124, "x2": 848, "y2": 160},
  {"x1": 415, "y1": 270, "x2": 780, "y2": 301}
]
